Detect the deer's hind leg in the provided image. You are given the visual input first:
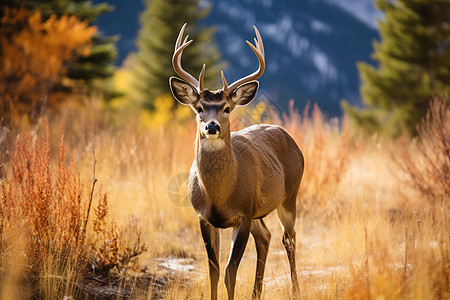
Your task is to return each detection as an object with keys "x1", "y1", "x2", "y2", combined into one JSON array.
[
  {"x1": 277, "y1": 189, "x2": 300, "y2": 296},
  {"x1": 250, "y1": 218, "x2": 271, "y2": 299}
]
